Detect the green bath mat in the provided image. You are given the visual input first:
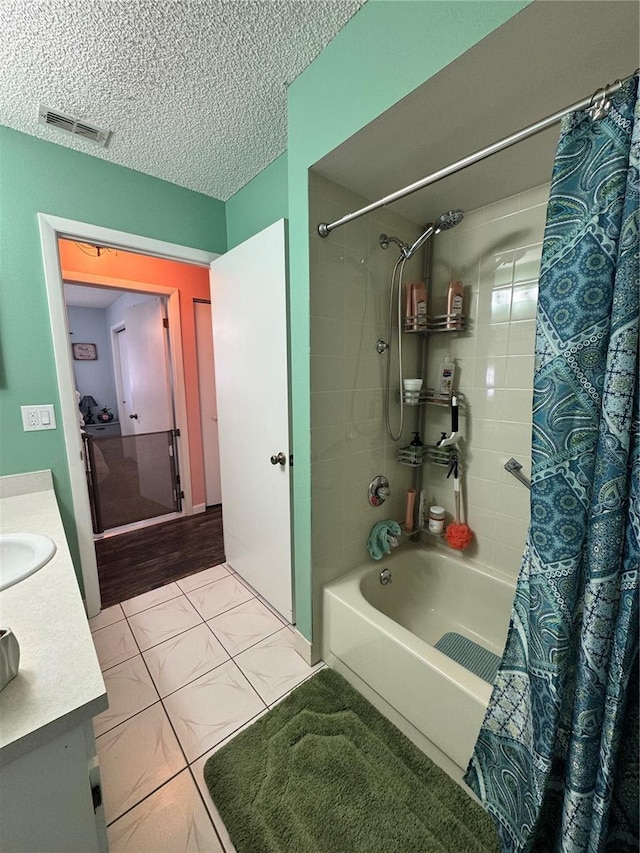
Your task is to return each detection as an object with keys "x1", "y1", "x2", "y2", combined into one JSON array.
[{"x1": 203, "y1": 668, "x2": 498, "y2": 853}]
